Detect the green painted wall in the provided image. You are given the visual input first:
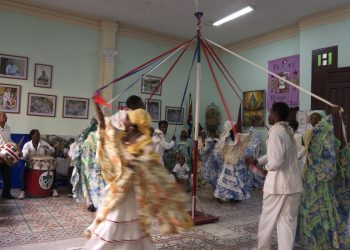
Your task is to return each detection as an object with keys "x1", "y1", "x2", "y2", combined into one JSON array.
[
  {"x1": 218, "y1": 18, "x2": 350, "y2": 150},
  {"x1": 0, "y1": 10, "x2": 100, "y2": 135},
  {"x1": 114, "y1": 36, "x2": 220, "y2": 138},
  {"x1": 300, "y1": 18, "x2": 350, "y2": 110},
  {"x1": 2, "y1": 7, "x2": 349, "y2": 145}
]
